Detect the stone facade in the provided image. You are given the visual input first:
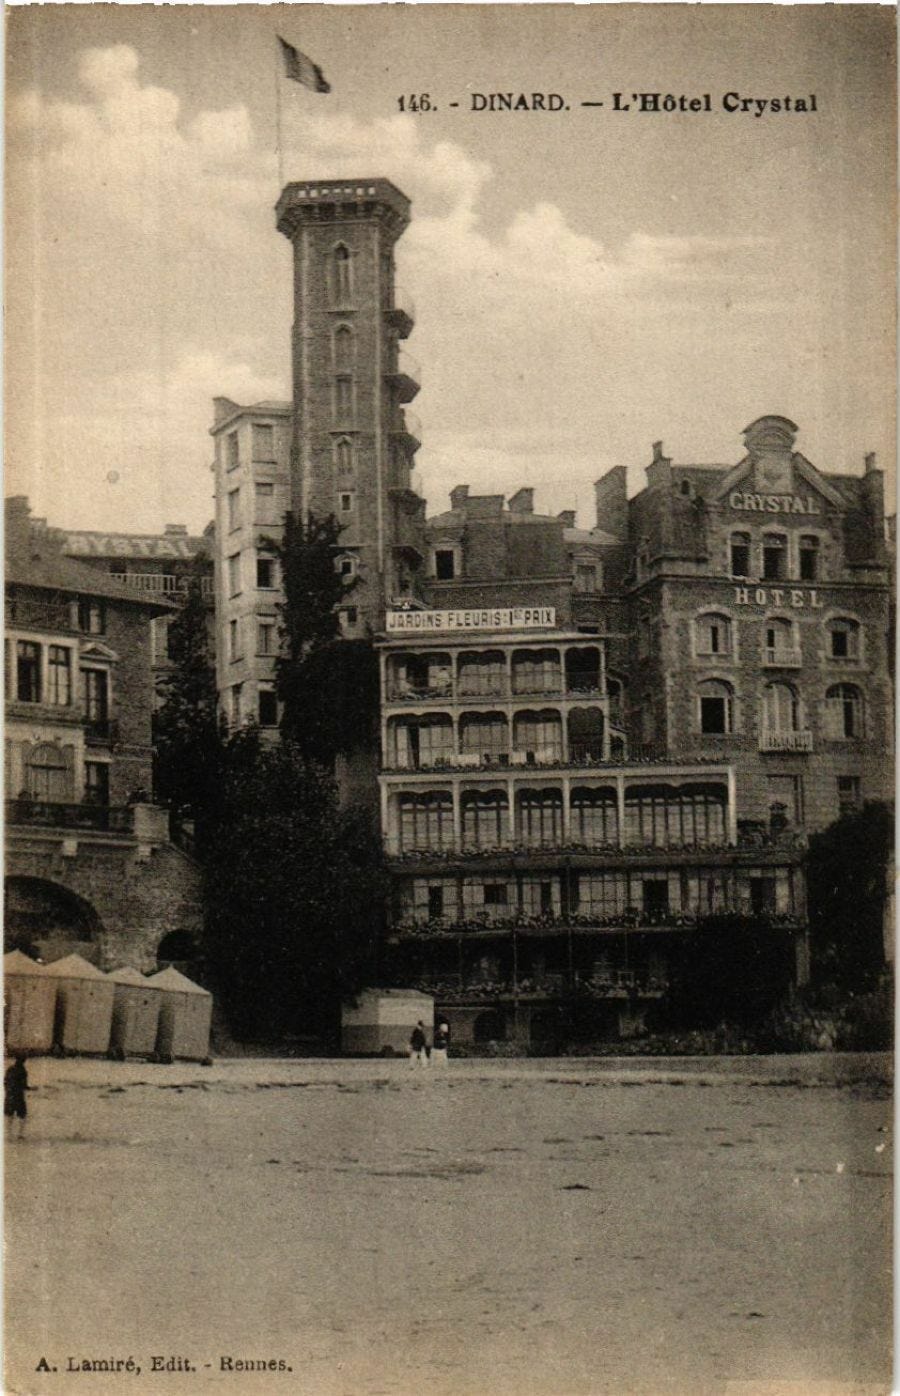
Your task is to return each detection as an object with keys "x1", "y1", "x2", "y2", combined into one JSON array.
[{"x1": 5, "y1": 499, "x2": 203, "y2": 972}]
